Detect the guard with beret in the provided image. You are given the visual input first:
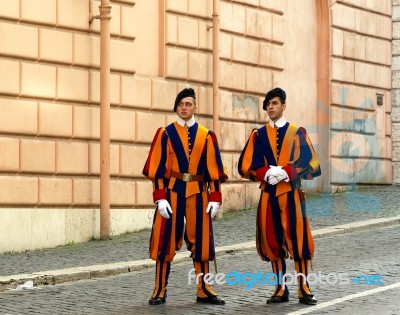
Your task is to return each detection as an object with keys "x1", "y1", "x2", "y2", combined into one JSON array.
[
  {"x1": 174, "y1": 88, "x2": 196, "y2": 112},
  {"x1": 143, "y1": 87, "x2": 227, "y2": 306},
  {"x1": 239, "y1": 87, "x2": 321, "y2": 306}
]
